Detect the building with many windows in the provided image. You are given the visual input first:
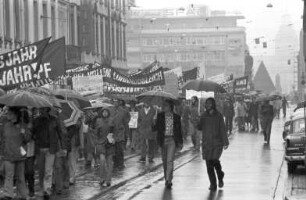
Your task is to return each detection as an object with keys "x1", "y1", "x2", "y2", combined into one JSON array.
[
  {"x1": 0, "y1": 0, "x2": 127, "y2": 69},
  {"x1": 126, "y1": 5, "x2": 246, "y2": 78}
]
